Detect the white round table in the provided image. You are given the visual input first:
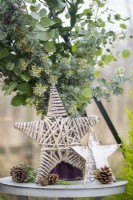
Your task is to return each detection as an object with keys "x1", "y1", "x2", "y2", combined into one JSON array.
[{"x1": 0, "y1": 177, "x2": 127, "y2": 200}]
